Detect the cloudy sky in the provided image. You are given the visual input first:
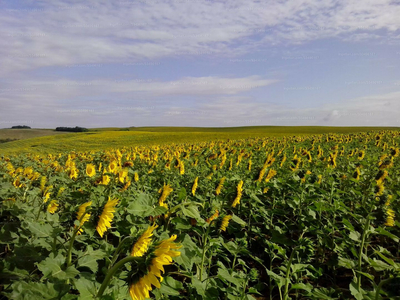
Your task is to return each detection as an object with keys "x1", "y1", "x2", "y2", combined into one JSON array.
[{"x1": 1, "y1": 0, "x2": 400, "y2": 128}]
